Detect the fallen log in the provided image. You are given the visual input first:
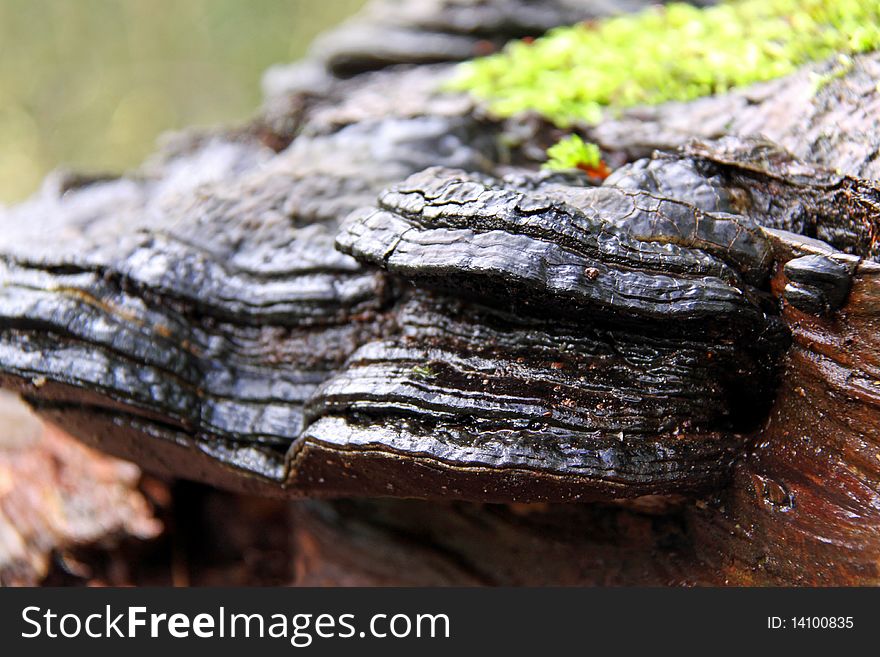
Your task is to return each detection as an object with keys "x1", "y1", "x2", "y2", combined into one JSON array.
[{"x1": 0, "y1": 0, "x2": 877, "y2": 585}]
